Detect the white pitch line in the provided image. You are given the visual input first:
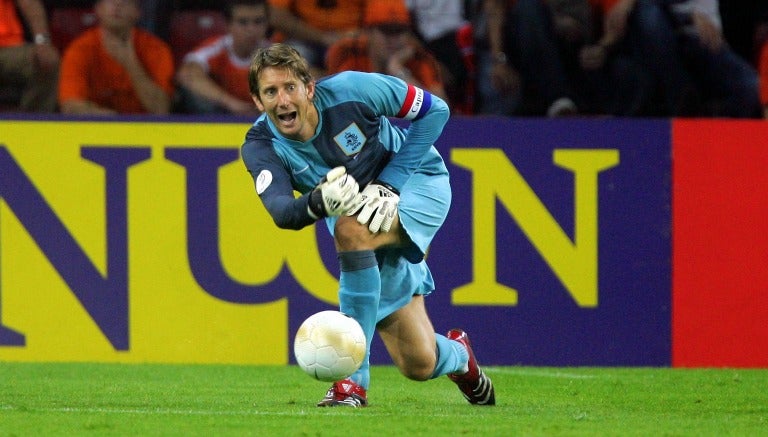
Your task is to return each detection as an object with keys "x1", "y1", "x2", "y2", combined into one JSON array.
[
  {"x1": 0, "y1": 405, "x2": 455, "y2": 417},
  {"x1": 0, "y1": 405, "x2": 306, "y2": 416},
  {"x1": 486, "y1": 367, "x2": 599, "y2": 379}
]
